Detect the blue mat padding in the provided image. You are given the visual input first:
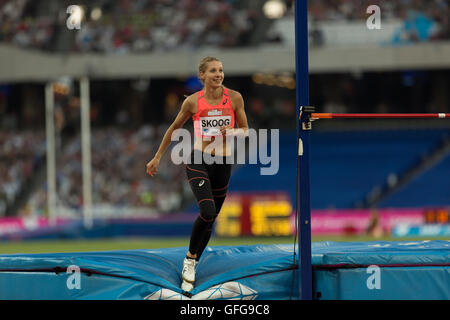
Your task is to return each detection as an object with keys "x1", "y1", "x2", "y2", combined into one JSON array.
[{"x1": 0, "y1": 241, "x2": 448, "y2": 300}]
